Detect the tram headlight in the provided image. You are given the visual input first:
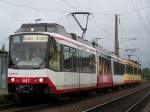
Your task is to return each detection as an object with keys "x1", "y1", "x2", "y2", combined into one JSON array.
[
  {"x1": 11, "y1": 77, "x2": 15, "y2": 82},
  {"x1": 39, "y1": 78, "x2": 44, "y2": 83}
]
